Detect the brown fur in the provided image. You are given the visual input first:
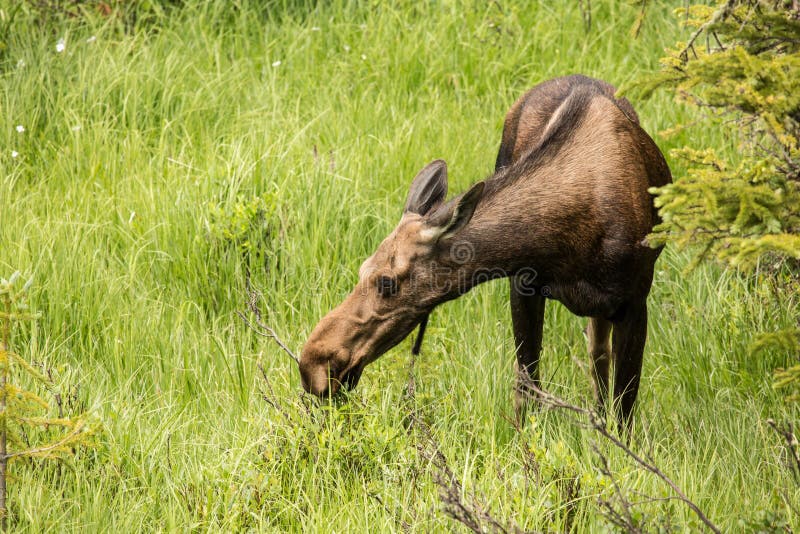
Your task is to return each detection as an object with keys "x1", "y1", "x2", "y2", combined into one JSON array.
[
  {"x1": 495, "y1": 74, "x2": 639, "y2": 171},
  {"x1": 300, "y1": 75, "x2": 671, "y2": 430}
]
